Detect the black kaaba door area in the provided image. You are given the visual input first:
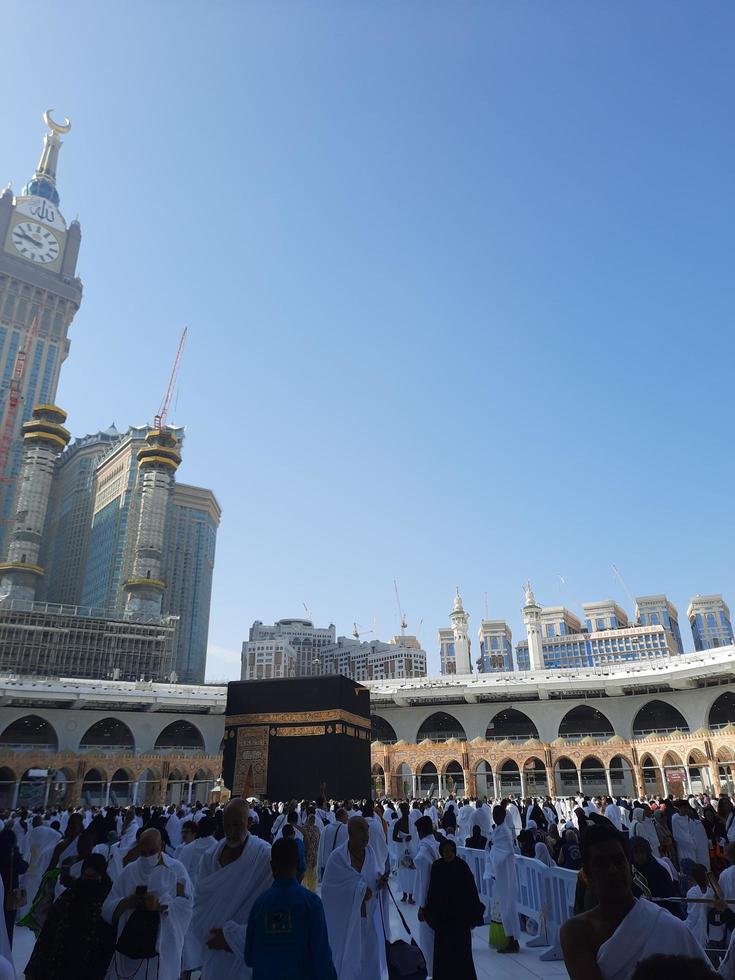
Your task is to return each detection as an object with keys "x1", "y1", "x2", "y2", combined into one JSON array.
[{"x1": 222, "y1": 675, "x2": 371, "y2": 802}]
